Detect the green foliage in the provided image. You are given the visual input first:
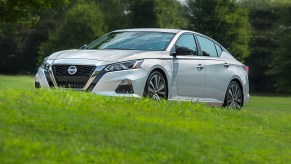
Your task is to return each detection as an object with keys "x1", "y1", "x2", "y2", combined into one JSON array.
[
  {"x1": 0, "y1": 0, "x2": 70, "y2": 73},
  {"x1": 0, "y1": 20, "x2": 56, "y2": 74},
  {"x1": 267, "y1": 6, "x2": 291, "y2": 92},
  {"x1": 186, "y1": 0, "x2": 251, "y2": 61},
  {"x1": 129, "y1": 0, "x2": 187, "y2": 28},
  {"x1": 38, "y1": 1, "x2": 107, "y2": 65},
  {"x1": 241, "y1": 0, "x2": 279, "y2": 93},
  {"x1": 0, "y1": 75, "x2": 34, "y2": 90},
  {"x1": 0, "y1": 77, "x2": 290, "y2": 163},
  {"x1": 98, "y1": 0, "x2": 131, "y2": 31},
  {"x1": 130, "y1": 0, "x2": 157, "y2": 28},
  {"x1": 240, "y1": 0, "x2": 273, "y2": 10},
  {"x1": 0, "y1": 0, "x2": 70, "y2": 36},
  {"x1": 241, "y1": 0, "x2": 291, "y2": 93},
  {"x1": 155, "y1": 0, "x2": 188, "y2": 28}
]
